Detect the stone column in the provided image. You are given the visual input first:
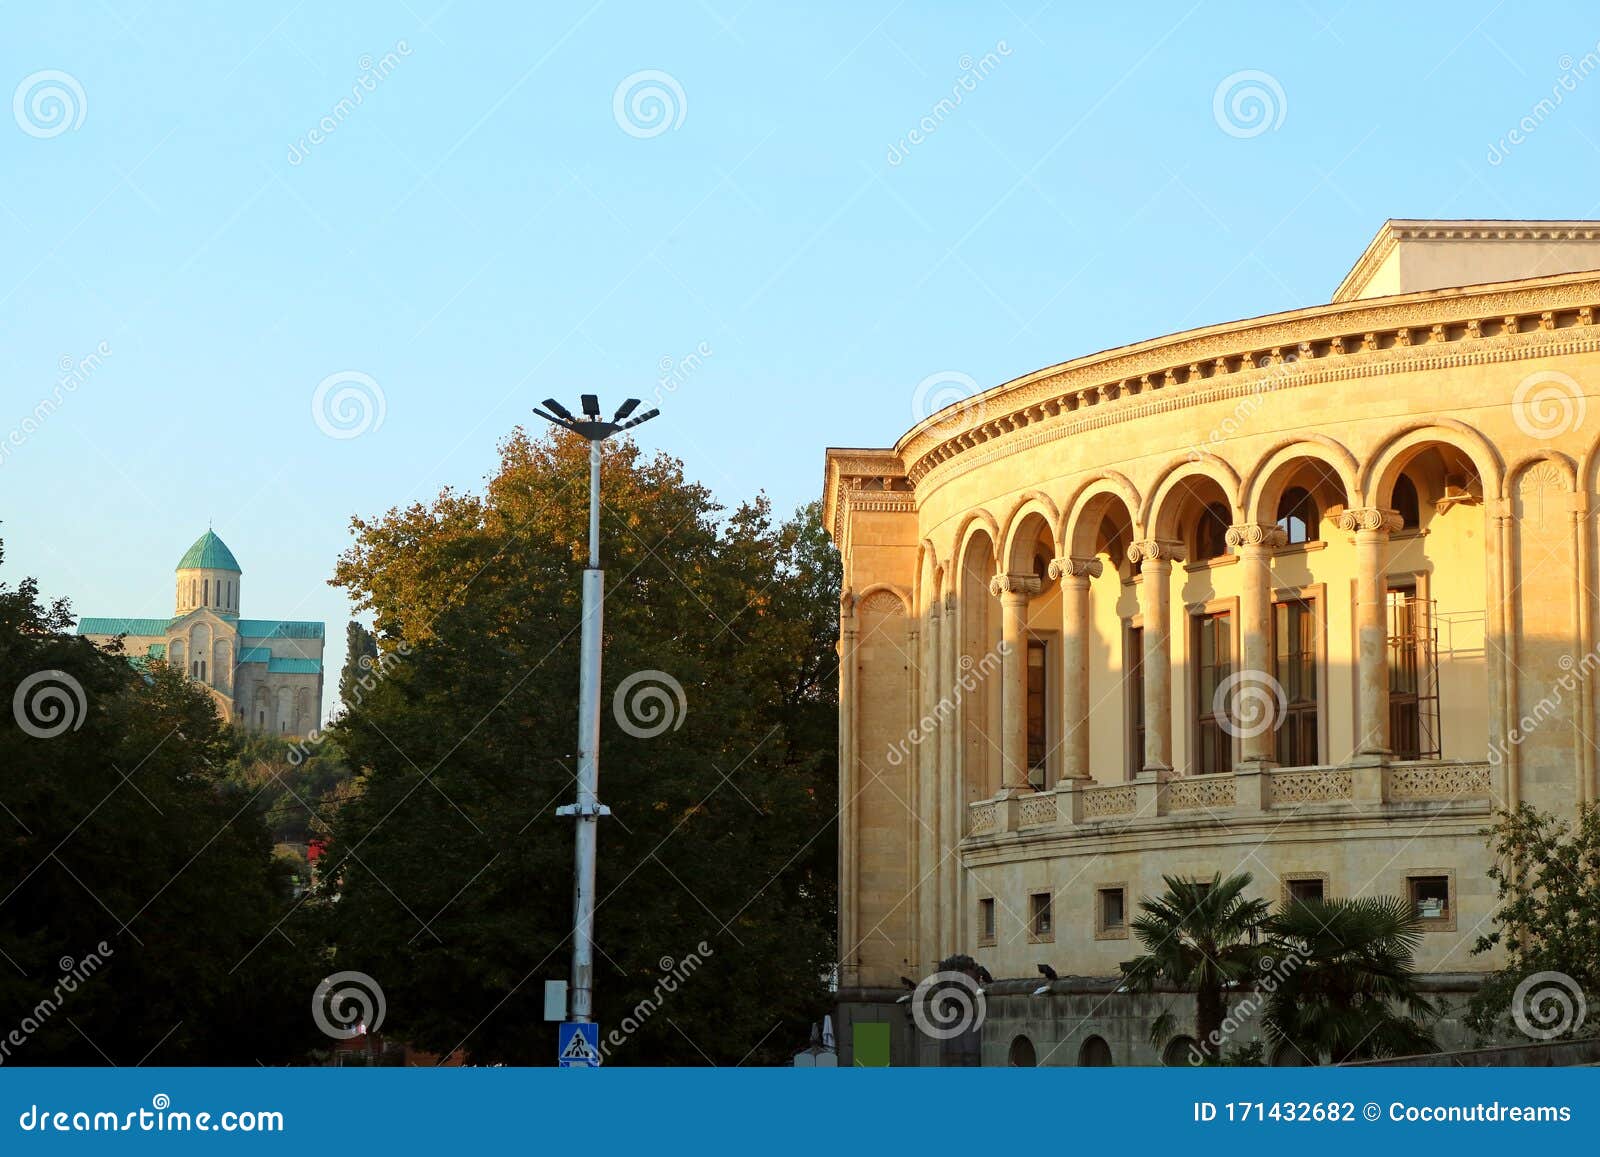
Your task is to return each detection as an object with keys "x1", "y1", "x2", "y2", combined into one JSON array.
[
  {"x1": 989, "y1": 574, "x2": 1042, "y2": 790},
  {"x1": 917, "y1": 597, "x2": 941, "y2": 971},
  {"x1": 1127, "y1": 539, "x2": 1184, "y2": 777},
  {"x1": 838, "y1": 592, "x2": 858, "y2": 982},
  {"x1": 1227, "y1": 523, "x2": 1288, "y2": 768},
  {"x1": 1048, "y1": 556, "x2": 1103, "y2": 782},
  {"x1": 1340, "y1": 508, "x2": 1402, "y2": 759},
  {"x1": 938, "y1": 592, "x2": 959, "y2": 954}
]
